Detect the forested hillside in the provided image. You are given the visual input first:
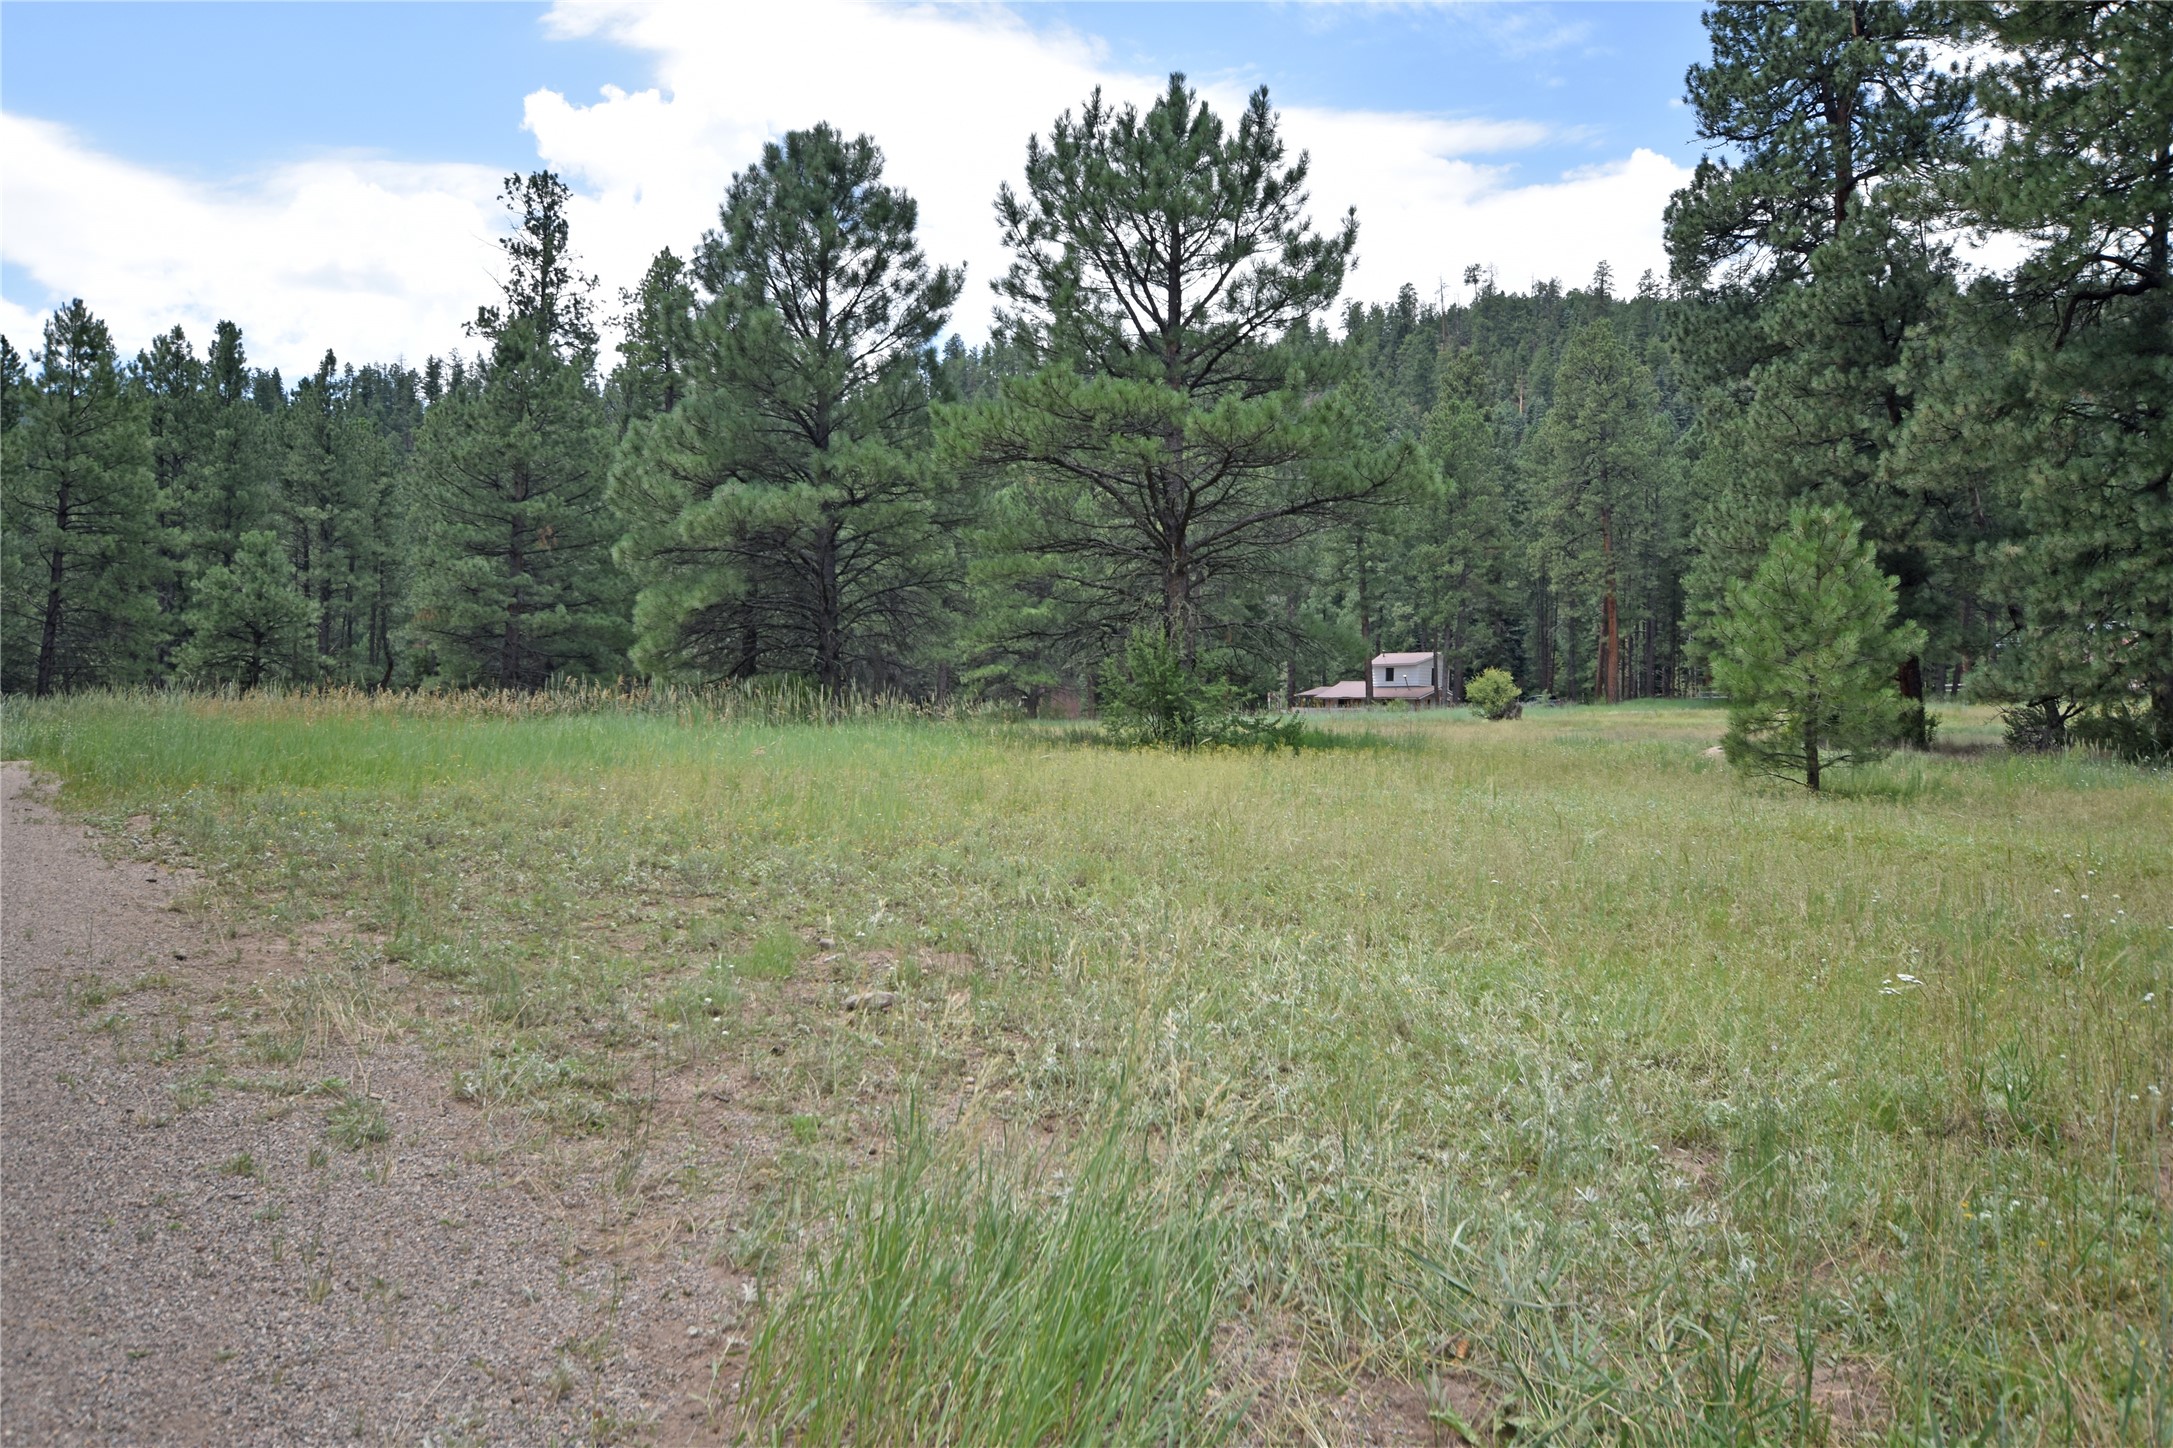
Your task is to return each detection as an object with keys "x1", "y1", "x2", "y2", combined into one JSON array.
[{"x1": 4, "y1": 2, "x2": 2165, "y2": 752}]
